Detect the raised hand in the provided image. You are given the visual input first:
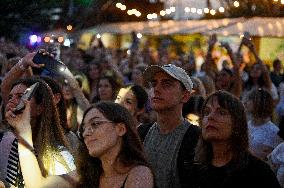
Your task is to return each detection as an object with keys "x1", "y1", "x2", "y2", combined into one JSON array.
[
  {"x1": 208, "y1": 34, "x2": 217, "y2": 47},
  {"x1": 20, "y1": 51, "x2": 44, "y2": 70},
  {"x1": 5, "y1": 99, "x2": 32, "y2": 135}
]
